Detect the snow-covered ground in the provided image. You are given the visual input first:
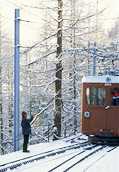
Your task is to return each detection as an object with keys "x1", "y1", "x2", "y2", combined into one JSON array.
[
  {"x1": 0, "y1": 135, "x2": 119, "y2": 172},
  {"x1": 82, "y1": 147, "x2": 119, "y2": 172}
]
